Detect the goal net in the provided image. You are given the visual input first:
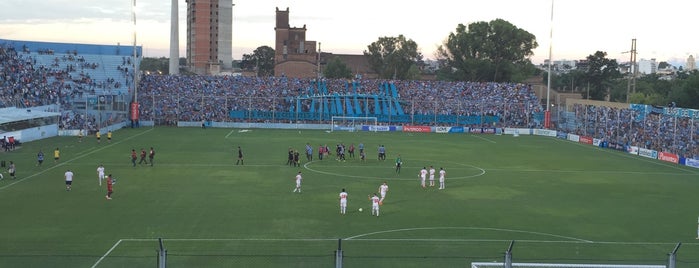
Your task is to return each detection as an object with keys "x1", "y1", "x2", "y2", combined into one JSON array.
[
  {"x1": 471, "y1": 263, "x2": 665, "y2": 268},
  {"x1": 330, "y1": 116, "x2": 378, "y2": 132}
]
